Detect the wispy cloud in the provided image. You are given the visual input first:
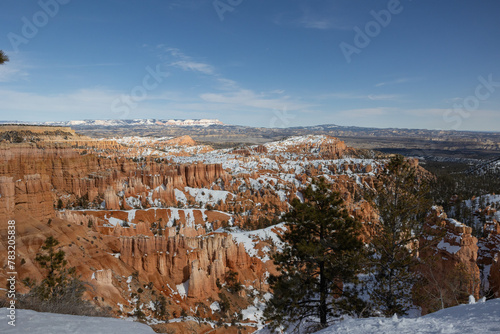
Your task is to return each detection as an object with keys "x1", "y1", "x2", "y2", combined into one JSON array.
[
  {"x1": 0, "y1": 88, "x2": 120, "y2": 120},
  {"x1": 274, "y1": 5, "x2": 349, "y2": 31},
  {"x1": 0, "y1": 87, "x2": 217, "y2": 122},
  {"x1": 43, "y1": 63, "x2": 124, "y2": 69},
  {"x1": 270, "y1": 89, "x2": 285, "y2": 95},
  {"x1": 200, "y1": 89, "x2": 313, "y2": 112},
  {"x1": 298, "y1": 17, "x2": 336, "y2": 30},
  {"x1": 170, "y1": 60, "x2": 214, "y2": 75},
  {"x1": 216, "y1": 78, "x2": 239, "y2": 90},
  {"x1": 339, "y1": 107, "x2": 393, "y2": 117},
  {"x1": 321, "y1": 92, "x2": 400, "y2": 101},
  {"x1": 154, "y1": 46, "x2": 307, "y2": 113},
  {"x1": 443, "y1": 97, "x2": 463, "y2": 104},
  {"x1": 404, "y1": 108, "x2": 455, "y2": 117},
  {"x1": 158, "y1": 46, "x2": 215, "y2": 75},
  {"x1": 0, "y1": 59, "x2": 29, "y2": 82},
  {"x1": 167, "y1": 0, "x2": 206, "y2": 11},
  {"x1": 375, "y1": 77, "x2": 419, "y2": 87}
]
